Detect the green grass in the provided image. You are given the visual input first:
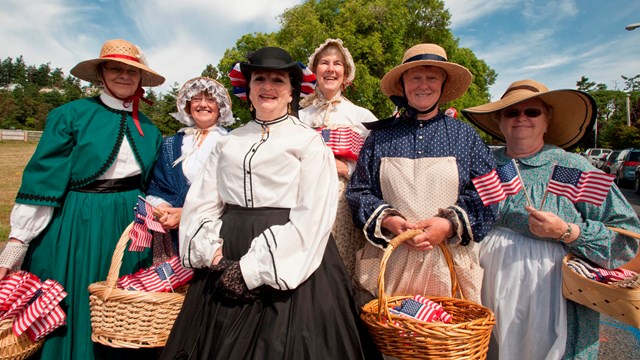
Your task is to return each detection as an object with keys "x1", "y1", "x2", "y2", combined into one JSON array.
[{"x1": 0, "y1": 141, "x2": 37, "y2": 242}]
